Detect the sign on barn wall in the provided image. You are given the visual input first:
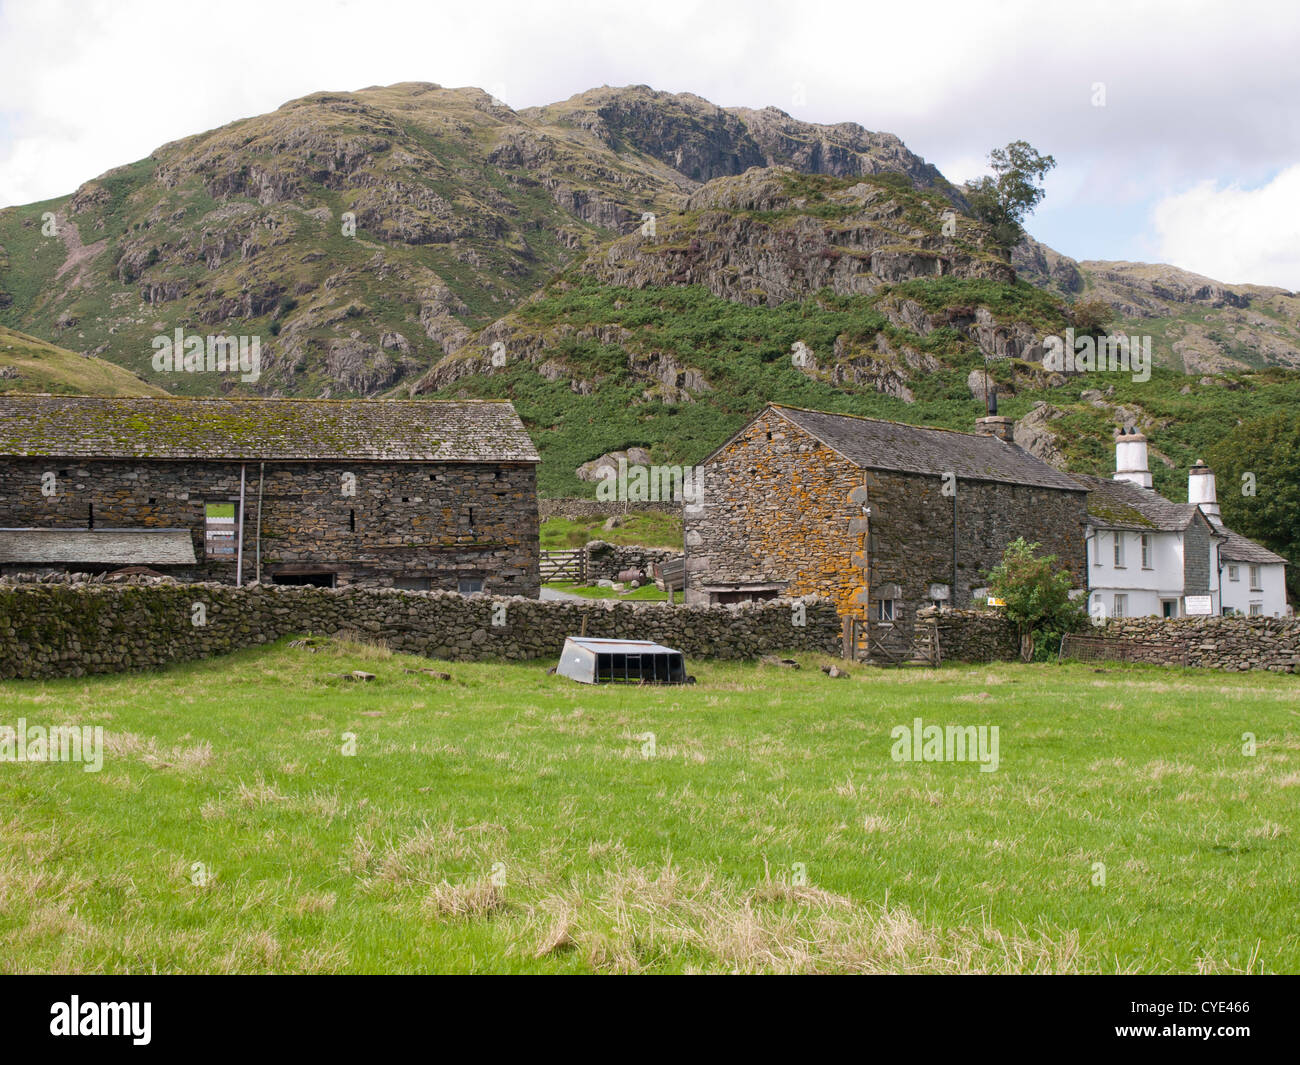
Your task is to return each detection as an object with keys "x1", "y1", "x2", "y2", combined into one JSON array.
[{"x1": 204, "y1": 502, "x2": 239, "y2": 560}]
